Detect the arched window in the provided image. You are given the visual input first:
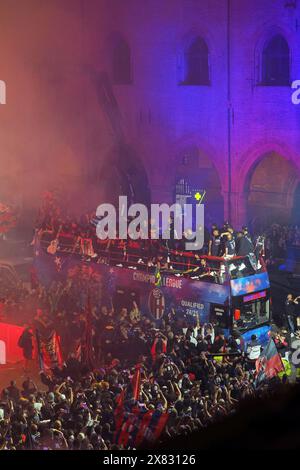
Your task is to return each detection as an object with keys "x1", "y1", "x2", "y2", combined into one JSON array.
[
  {"x1": 261, "y1": 35, "x2": 290, "y2": 85},
  {"x1": 112, "y1": 38, "x2": 132, "y2": 84},
  {"x1": 183, "y1": 37, "x2": 210, "y2": 85}
]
